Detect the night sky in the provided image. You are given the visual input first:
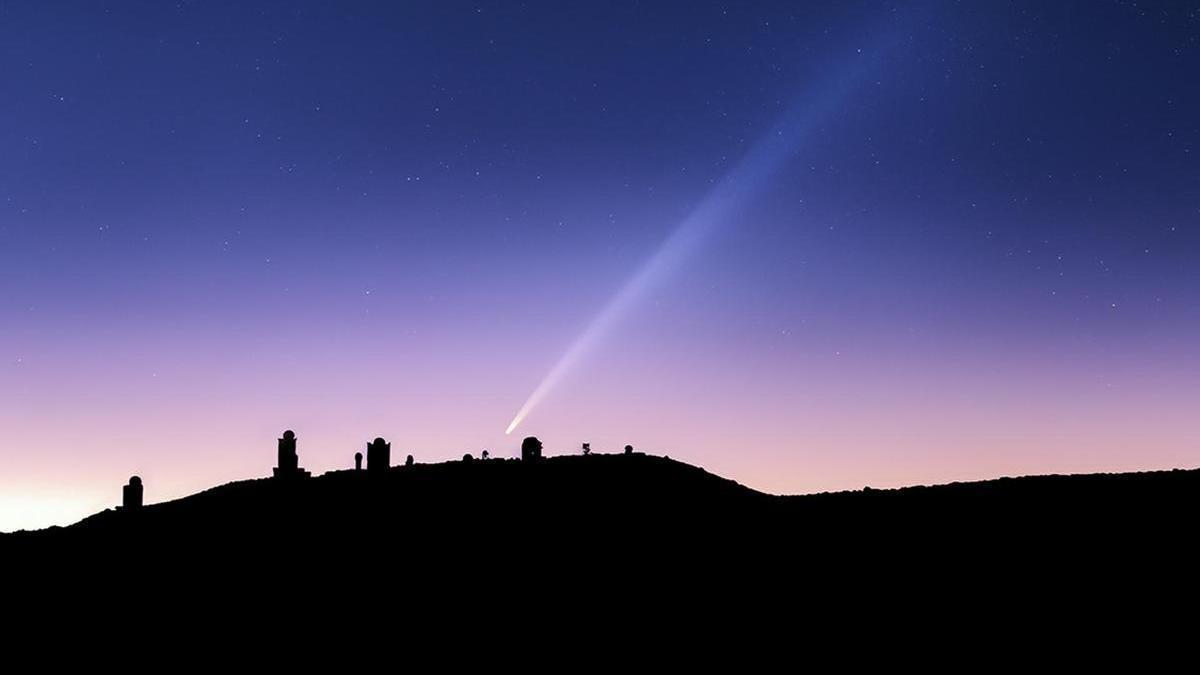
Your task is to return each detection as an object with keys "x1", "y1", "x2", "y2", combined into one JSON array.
[{"x1": 3, "y1": 1, "x2": 1199, "y2": 530}]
